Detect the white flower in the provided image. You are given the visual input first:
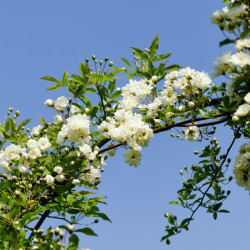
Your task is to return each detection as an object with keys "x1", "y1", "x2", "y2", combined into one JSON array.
[
  {"x1": 72, "y1": 179, "x2": 80, "y2": 185},
  {"x1": 31, "y1": 125, "x2": 43, "y2": 136},
  {"x1": 28, "y1": 148, "x2": 42, "y2": 160},
  {"x1": 234, "y1": 103, "x2": 250, "y2": 117},
  {"x1": 151, "y1": 75, "x2": 158, "y2": 83},
  {"x1": 227, "y1": 4, "x2": 247, "y2": 22},
  {"x1": 54, "y1": 166, "x2": 63, "y2": 174},
  {"x1": 54, "y1": 115, "x2": 63, "y2": 125},
  {"x1": 4, "y1": 144, "x2": 22, "y2": 161},
  {"x1": 45, "y1": 175, "x2": 54, "y2": 186},
  {"x1": 212, "y1": 51, "x2": 233, "y2": 77},
  {"x1": 70, "y1": 104, "x2": 80, "y2": 114},
  {"x1": 124, "y1": 149, "x2": 141, "y2": 167},
  {"x1": 244, "y1": 93, "x2": 250, "y2": 104},
  {"x1": 230, "y1": 52, "x2": 250, "y2": 68},
  {"x1": 44, "y1": 99, "x2": 54, "y2": 107},
  {"x1": 54, "y1": 96, "x2": 69, "y2": 112},
  {"x1": 26, "y1": 139, "x2": 38, "y2": 150},
  {"x1": 81, "y1": 166, "x2": 101, "y2": 182},
  {"x1": 211, "y1": 9, "x2": 226, "y2": 24},
  {"x1": 183, "y1": 126, "x2": 200, "y2": 141},
  {"x1": 235, "y1": 39, "x2": 250, "y2": 52},
  {"x1": 19, "y1": 166, "x2": 27, "y2": 174},
  {"x1": 56, "y1": 114, "x2": 91, "y2": 146},
  {"x1": 55, "y1": 174, "x2": 65, "y2": 182},
  {"x1": 37, "y1": 137, "x2": 51, "y2": 151}
]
